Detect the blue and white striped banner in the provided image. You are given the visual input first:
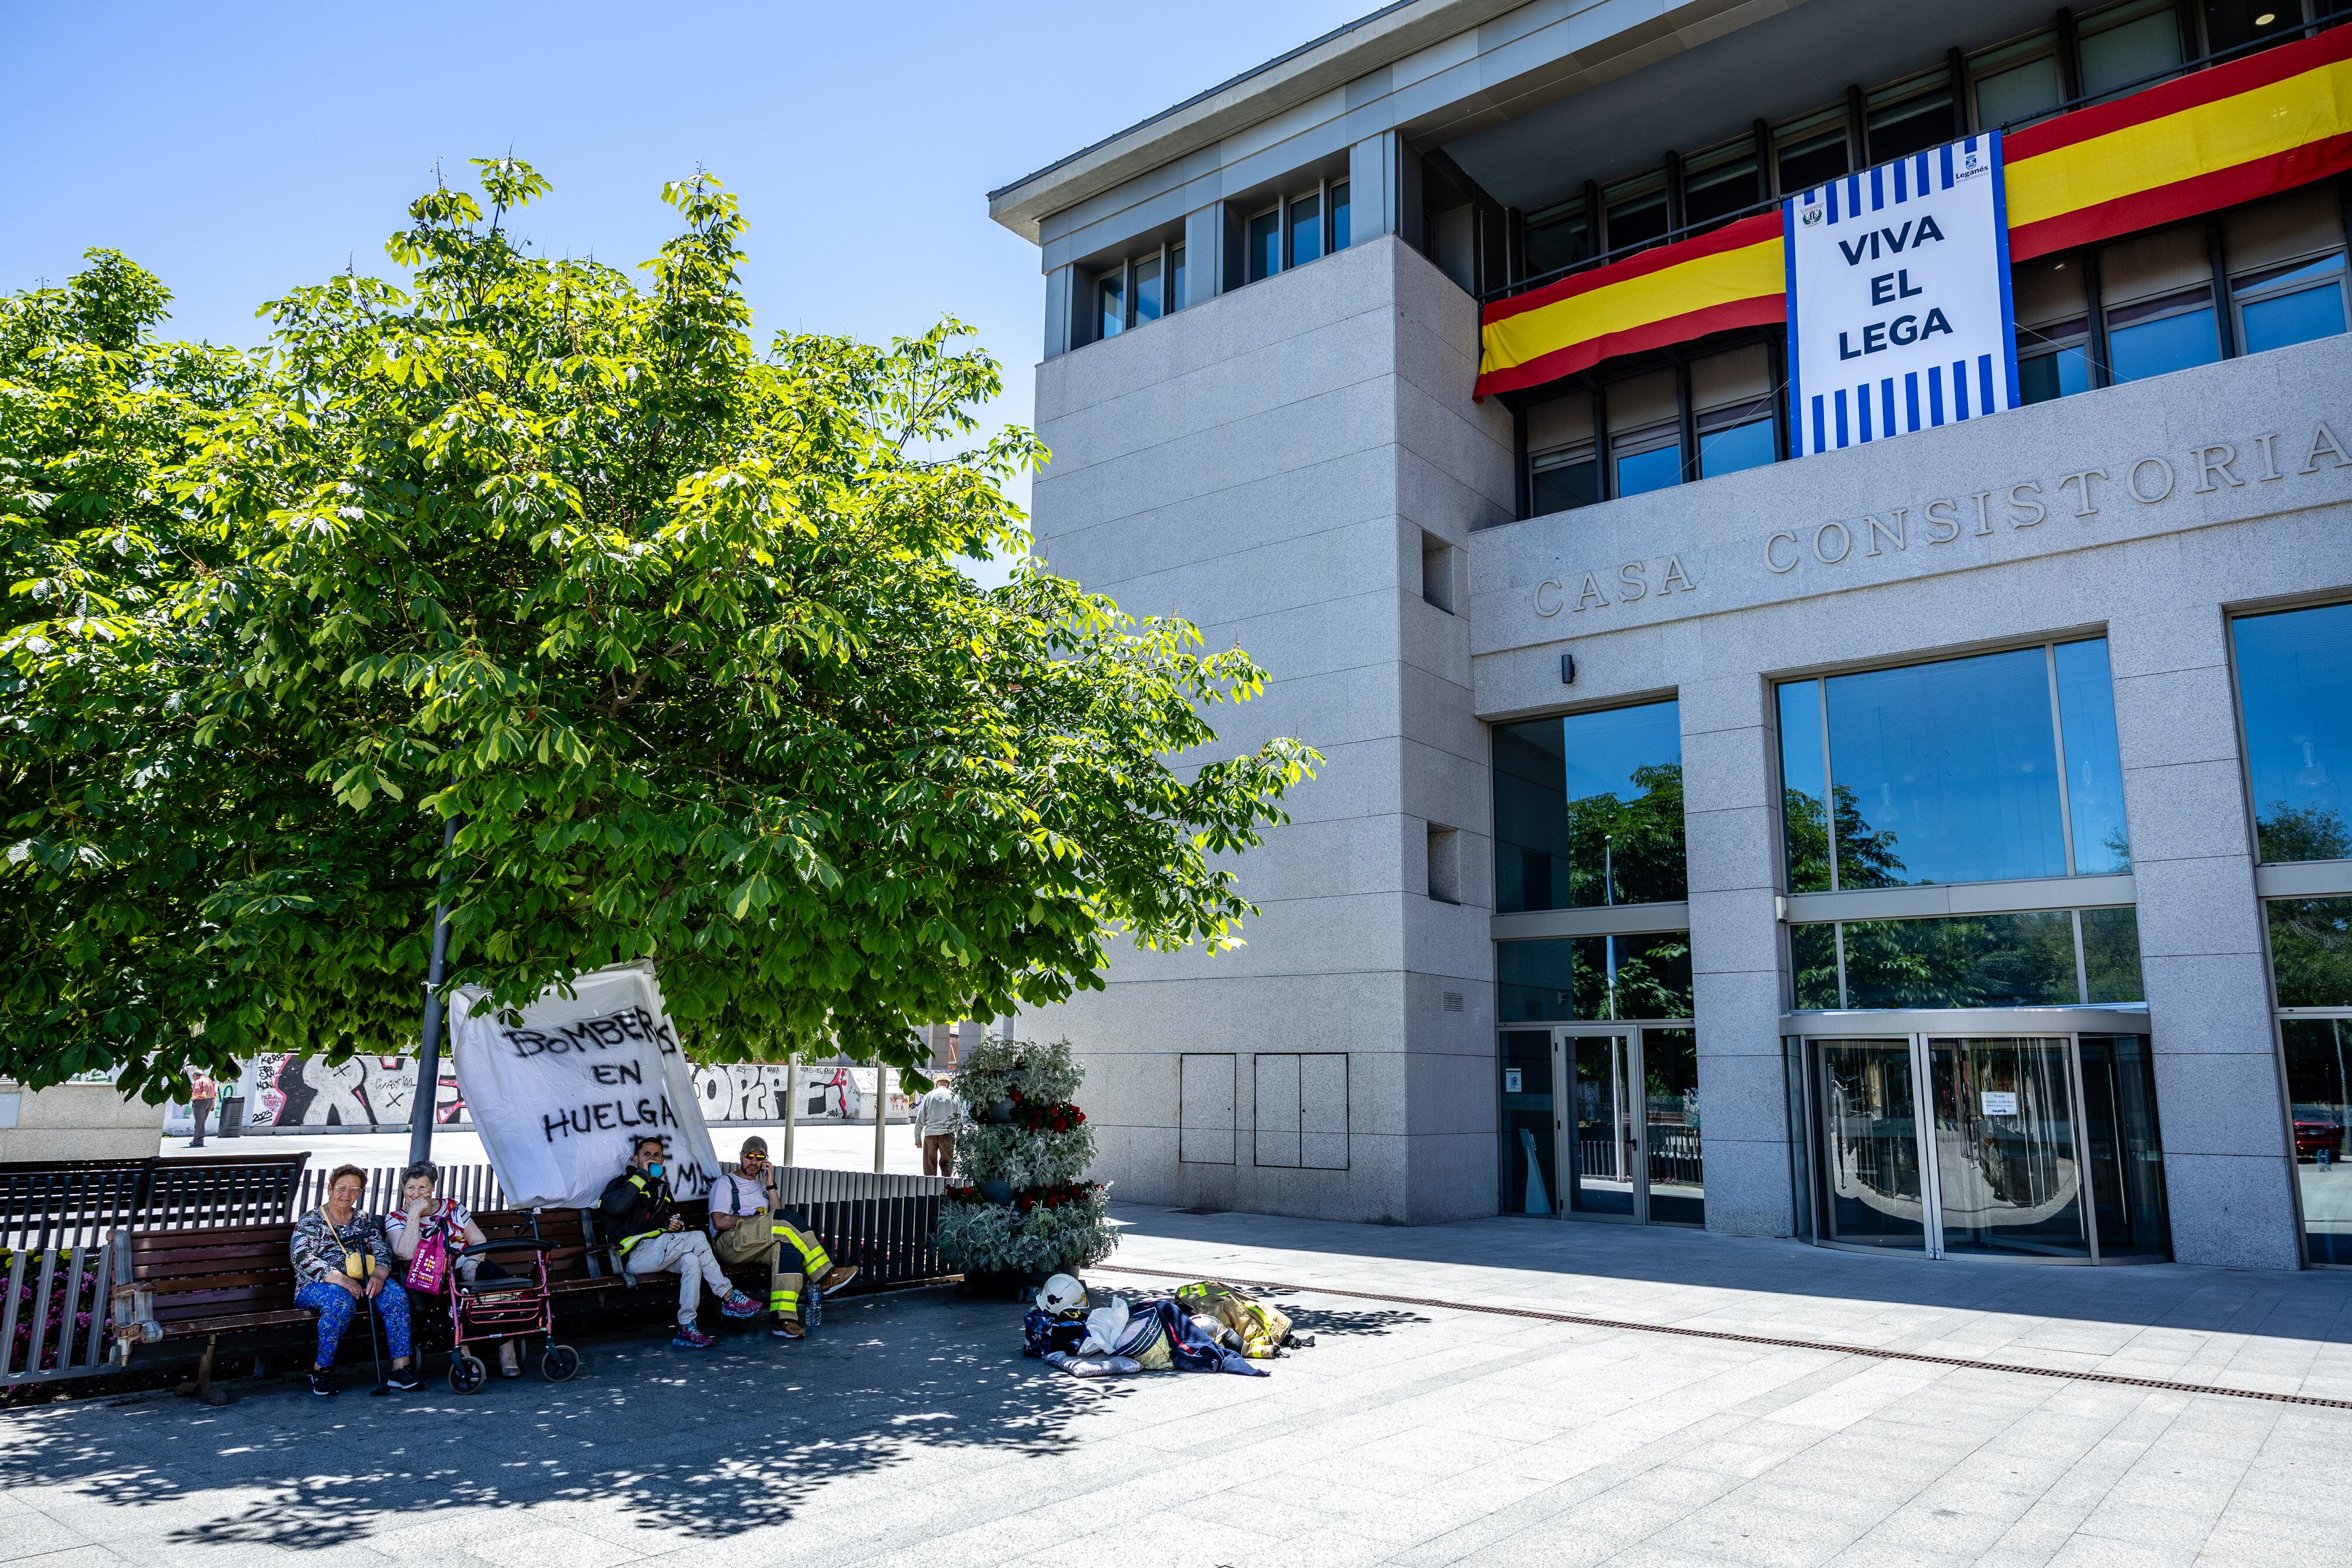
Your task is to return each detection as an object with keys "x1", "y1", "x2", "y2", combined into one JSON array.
[{"x1": 1785, "y1": 134, "x2": 2020, "y2": 459}]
